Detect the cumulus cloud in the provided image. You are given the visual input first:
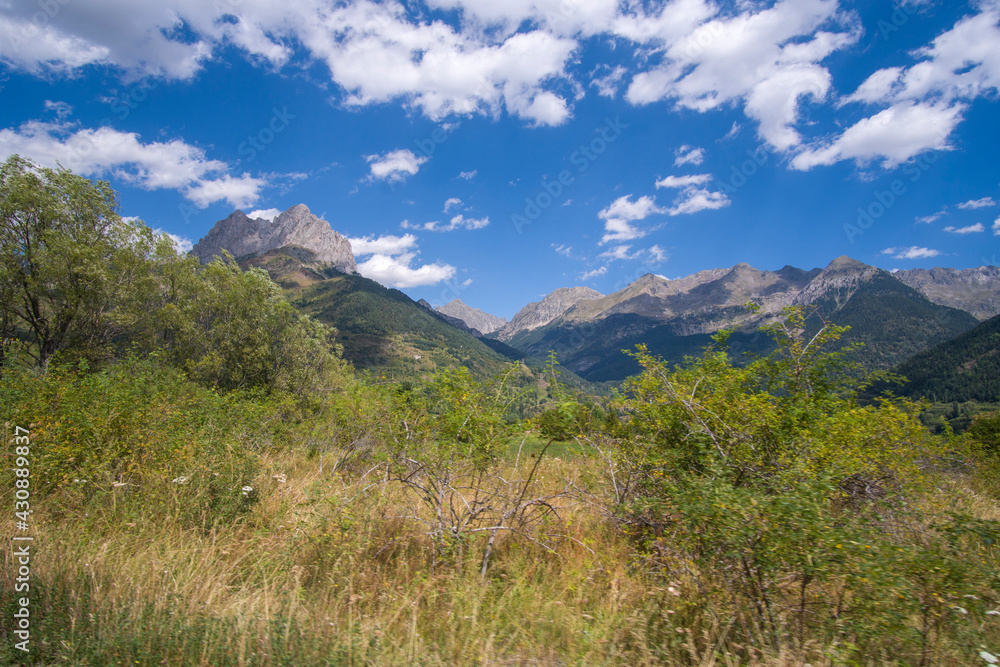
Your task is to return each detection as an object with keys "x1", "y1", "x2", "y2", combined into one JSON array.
[
  {"x1": 622, "y1": 0, "x2": 858, "y2": 150},
  {"x1": 994, "y1": 217, "x2": 1000, "y2": 236},
  {"x1": 655, "y1": 174, "x2": 711, "y2": 189},
  {"x1": 958, "y1": 197, "x2": 996, "y2": 210},
  {"x1": 366, "y1": 149, "x2": 428, "y2": 183},
  {"x1": 401, "y1": 214, "x2": 489, "y2": 232},
  {"x1": 457, "y1": 170, "x2": 477, "y2": 180},
  {"x1": 804, "y1": 2, "x2": 1000, "y2": 169},
  {"x1": 591, "y1": 65, "x2": 628, "y2": 98},
  {"x1": 944, "y1": 223, "x2": 985, "y2": 234},
  {"x1": 0, "y1": 121, "x2": 264, "y2": 207},
  {"x1": 153, "y1": 229, "x2": 194, "y2": 254},
  {"x1": 552, "y1": 243, "x2": 573, "y2": 257},
  {"x1": 655, "y1": 172, "x2": 730, "y2": 215},
  {"x1": 580, "y1": 266, "x2": 608, "y2": 280},
  {"x1": 673, "y1": 145, "x2": 704, "y2": 167},
  {"x1": 598, "y1": 243, "x2": 667, "y2": 264},
  {"x1": 598, "y1": 194, "x2": 666, "y2": 244},
  {"x1": 791, "y1": 101, "x2": 963, "y2": 170},
  {"x1": 248, "y1": 208, "x2": 282, "y2": 221},
  {"x1": 881, "y1": 246, "x2": 941, "y2": 259},
  {"x1": 43, "y1": 100, "x2": 73, "y2": 119},
  {"x1": 916, "y1": 209, "x2": 946, "y2": 224},
  {"x1": 348, "y1": 233, "x2": 456, "y2": 287},
  {"x1": 0, "y1": 1, "x2": 578, "y2": 126},
  {"x1": 443, "y1": 197, "x2": 462, "y2": 212}
]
